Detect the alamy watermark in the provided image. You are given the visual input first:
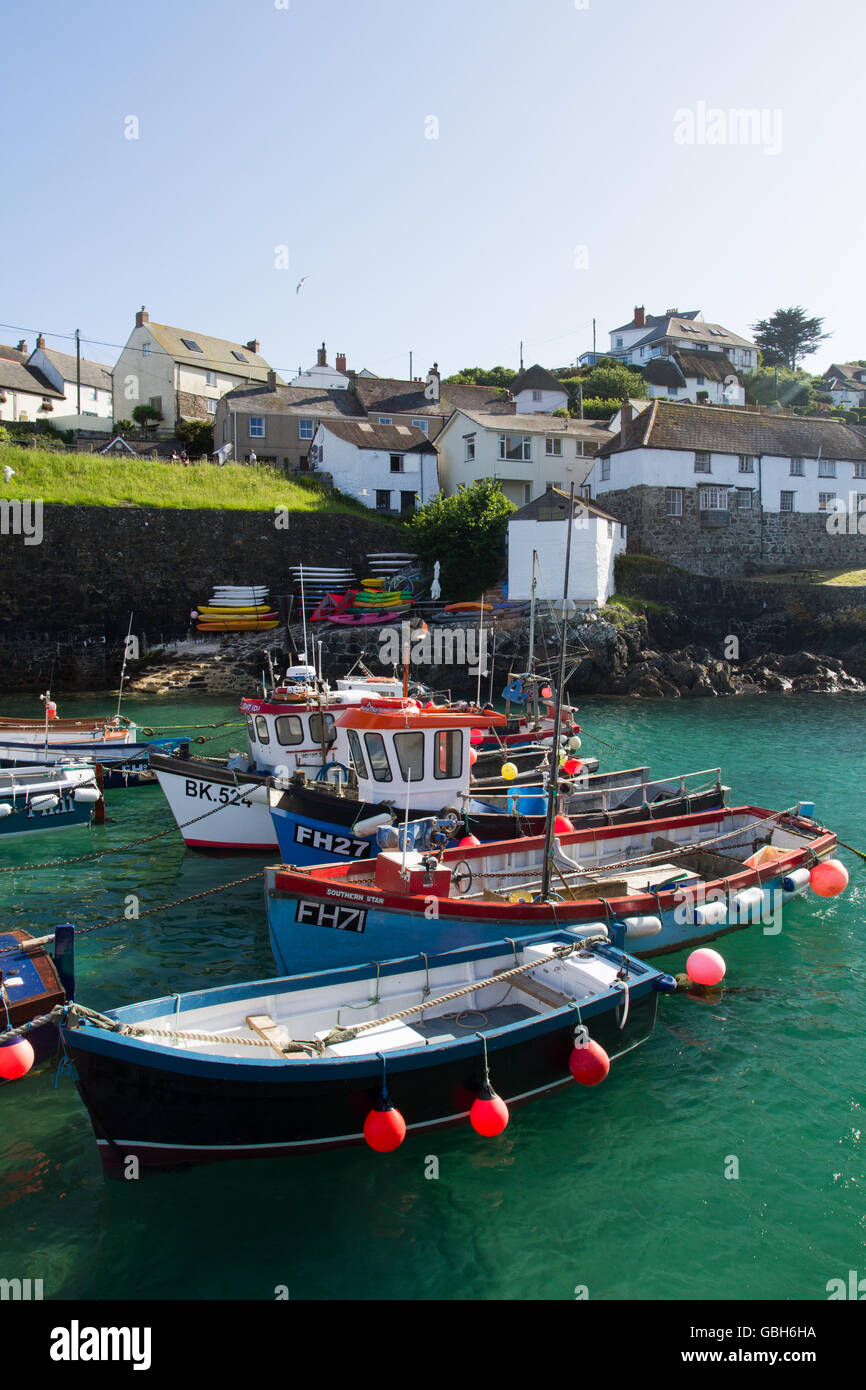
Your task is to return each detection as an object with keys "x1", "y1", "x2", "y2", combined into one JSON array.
[
  {"x1": 674, "y1": 102, "x2": 783, "y2": 157},
  {"x1": 0, "y1": 498, "x2": 43, "y2": 545},
  {"x1": 379, "y1": 622, "x2": 489, "y2": 676}
]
